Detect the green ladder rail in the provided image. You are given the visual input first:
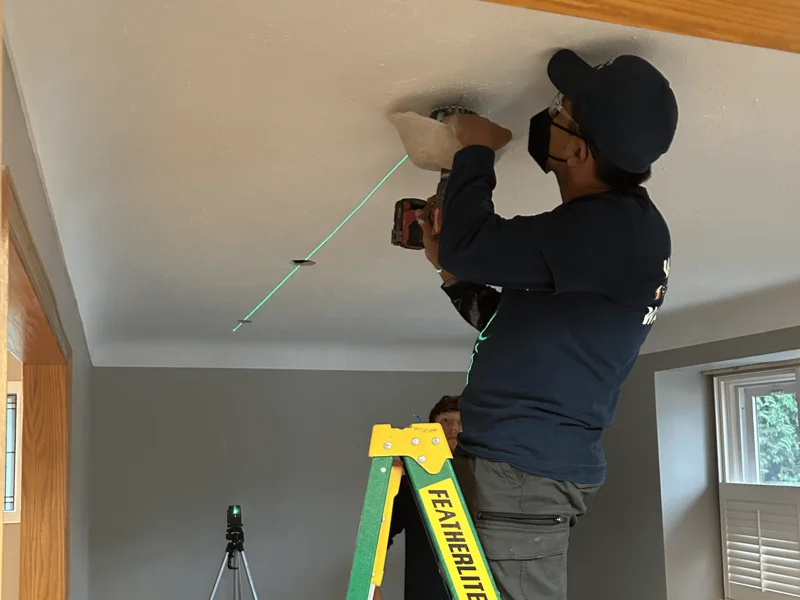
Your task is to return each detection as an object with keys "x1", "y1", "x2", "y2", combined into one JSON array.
[{"x1": 345, "y1": 424, "x2": 500, "y2": 600}]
